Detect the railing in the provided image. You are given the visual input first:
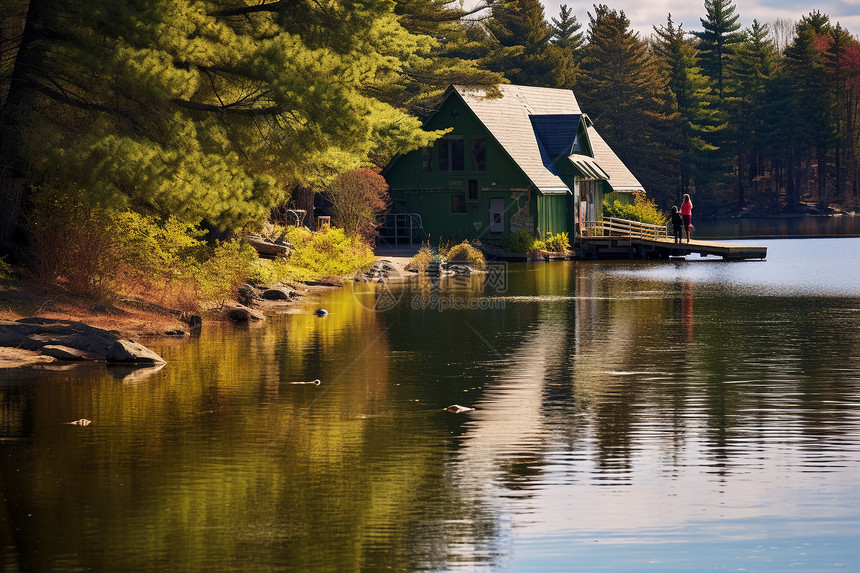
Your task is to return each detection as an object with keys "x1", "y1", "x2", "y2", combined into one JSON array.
[
  {"x1": 377, "y1": 213, "x2": 426, "y2": 246},
  {"x1": 581, "y1": 217, "x2": 669, "y2": 240}
]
